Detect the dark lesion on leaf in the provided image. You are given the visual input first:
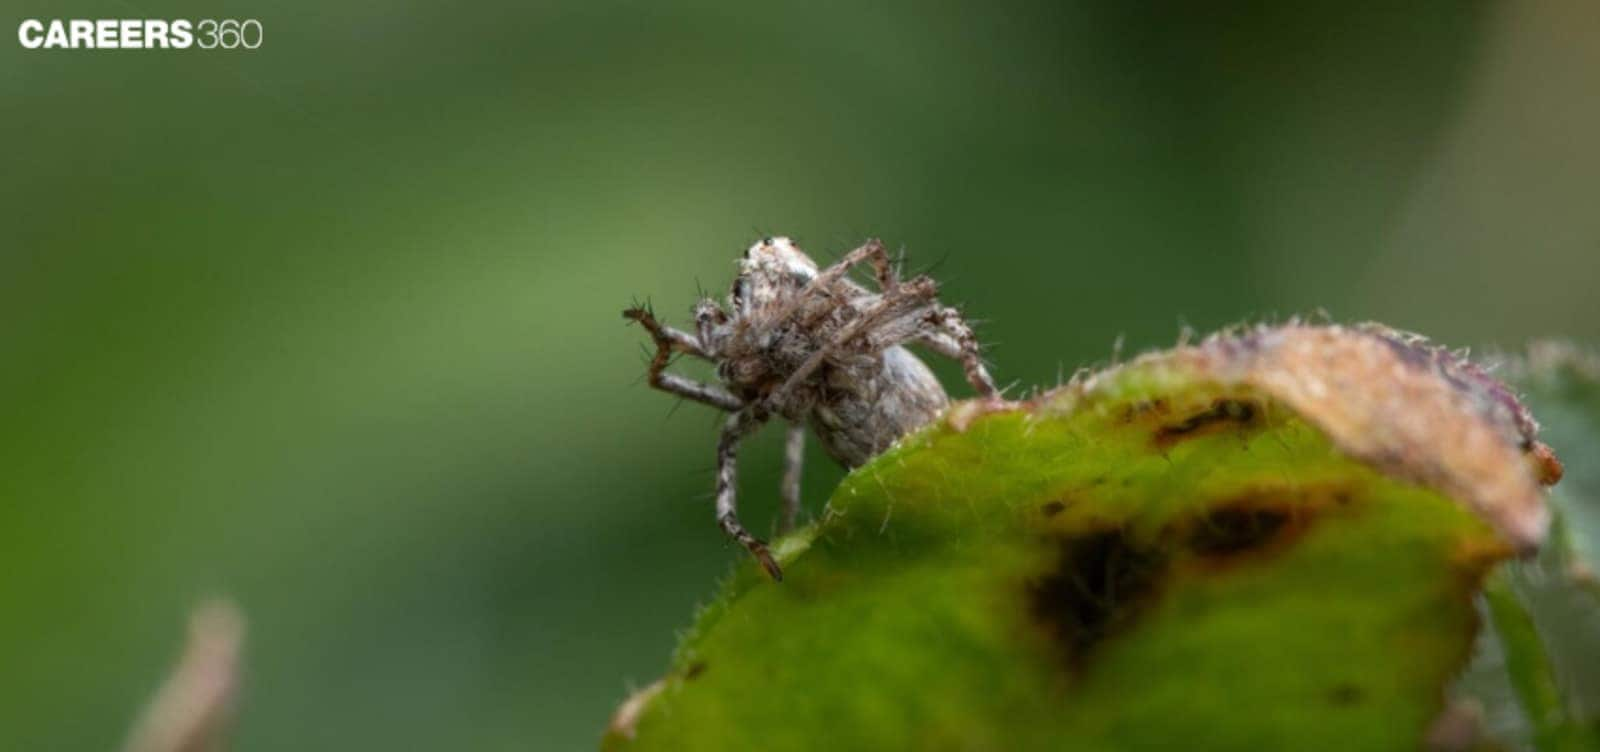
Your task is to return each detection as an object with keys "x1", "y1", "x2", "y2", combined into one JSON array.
[
  {"x1": 1025, "y1": 484, "x2": 1358, "y2": 672},
  {"x1": 1187, "y1": 505, "x2": 1293, "y2": 557},
  {"x1": 1039, "y1": 500, "x2": 1068, "y2": 518},
  {"x1": 683, "y1": 661, "x2": 708, "y2": 680},
  {"x1": 1154, "y1": 398, "x2": 1261, "y2": 448},
  {"x1": 1026, "y1": 528, "x2": 1168, "y2": 672},
  {"x1": 1184, "y1": 486, "x2": 1360, "y2": 566}
]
